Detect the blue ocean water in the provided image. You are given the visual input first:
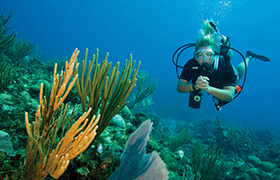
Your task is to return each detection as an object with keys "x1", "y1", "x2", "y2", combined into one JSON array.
[{"x1": 2, "y1": 0, "x2": 279, "y2": 134}]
